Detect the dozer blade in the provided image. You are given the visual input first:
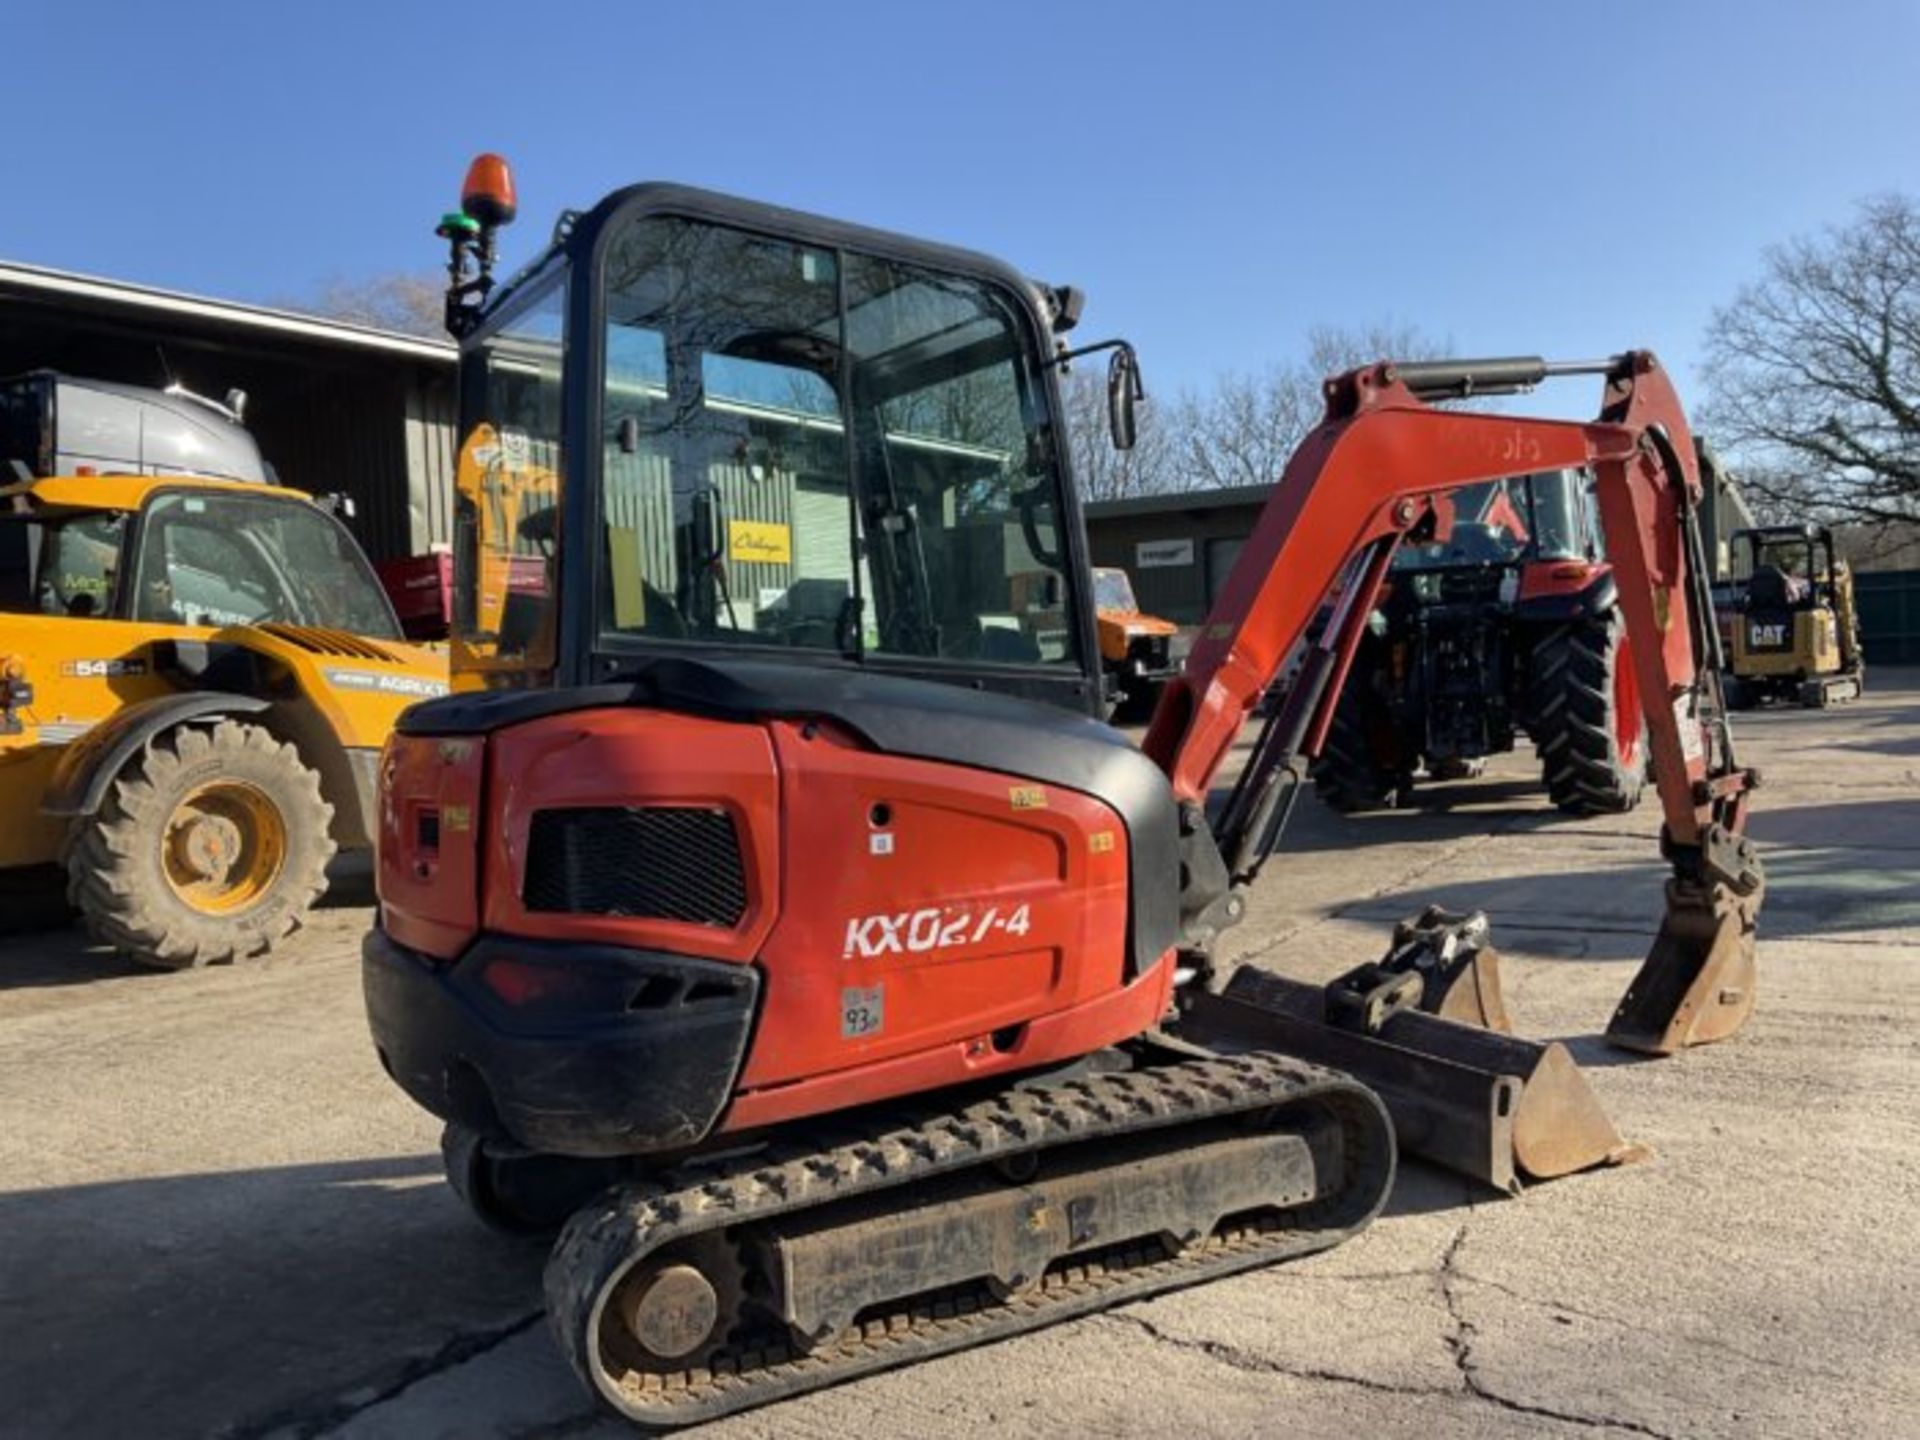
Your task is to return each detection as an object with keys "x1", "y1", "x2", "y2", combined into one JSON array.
[
  {"x1": 1183, "y1": 966, "x2": 1642, "y2": 1194},
  {"x1": 1606, "y1": 879, "x2": 1761, "y2": 1055}
]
